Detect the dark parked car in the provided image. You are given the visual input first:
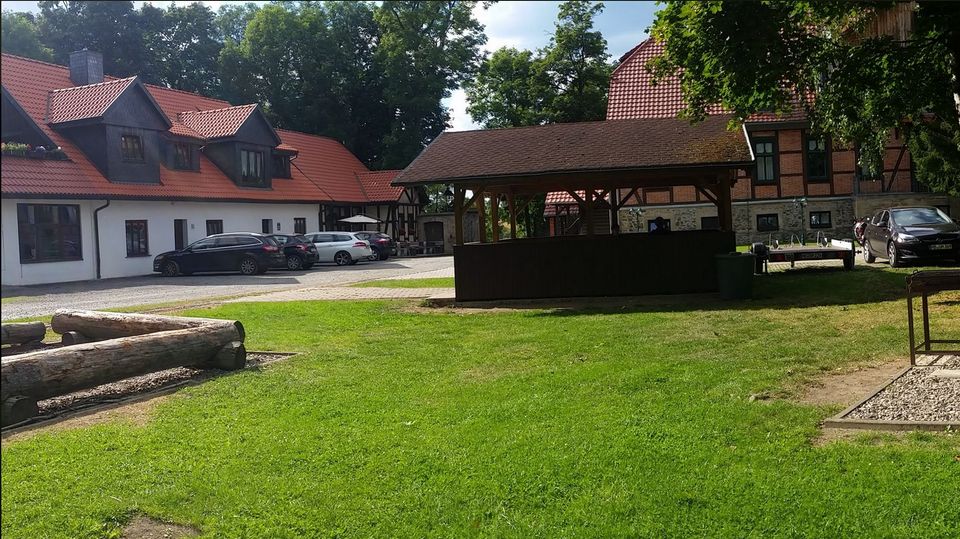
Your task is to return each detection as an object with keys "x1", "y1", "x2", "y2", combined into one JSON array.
[
  {"x1": 353, "y1": 231, "x2": 396, "y2": 260},
  {"x1": 153, "y1": 233, "x2": 285, "y2": 276},
  {"x1": 268, "y1": 234, "x2": 319, "y2": 270},
  {"x1": 862, "y1": 207, "x2": 959, "y2": 267}
]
